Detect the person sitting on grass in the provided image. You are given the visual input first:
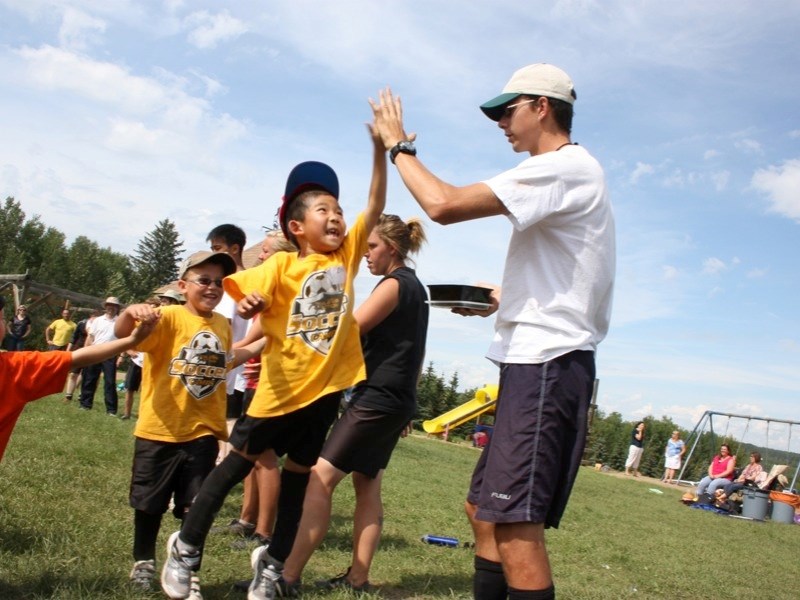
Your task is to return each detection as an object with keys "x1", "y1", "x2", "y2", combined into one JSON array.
[
  {"x1": 0, "y1": 295, "x2": 158, "y2": 463},
  {"x1": 114, "y1": 251, "x2": 268, "y2": 596}
]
